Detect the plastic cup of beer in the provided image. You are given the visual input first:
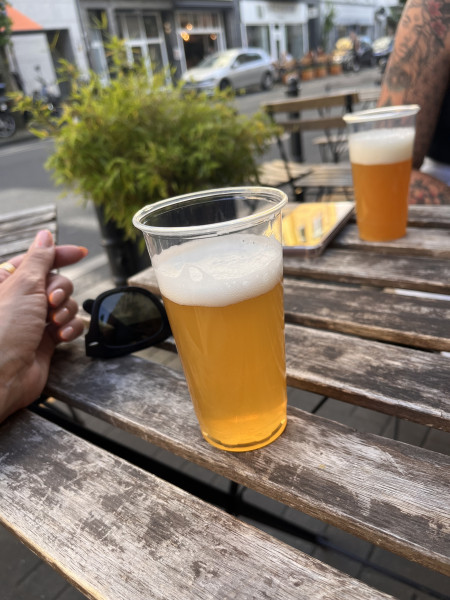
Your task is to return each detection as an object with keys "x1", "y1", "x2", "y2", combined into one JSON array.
[
  {"x1": 343, "y1": 105, "x2": 420, "y2": 242},
  {"x1": 133, "y1": 187, "x2": 288, "y2": 452}
]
